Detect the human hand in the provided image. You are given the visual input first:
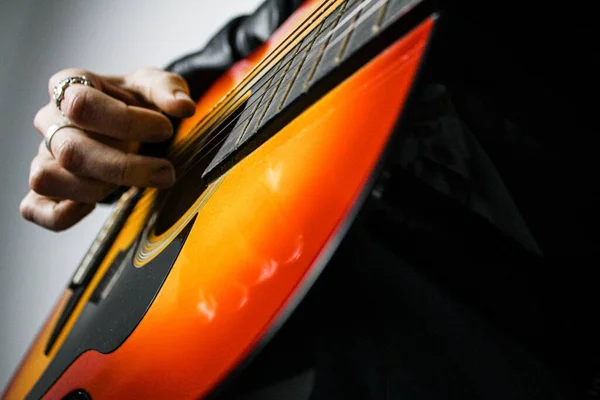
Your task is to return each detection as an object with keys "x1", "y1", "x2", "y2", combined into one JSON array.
[{"x1": 20, "y1": 68, "x2": 195, "y2": 231}]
